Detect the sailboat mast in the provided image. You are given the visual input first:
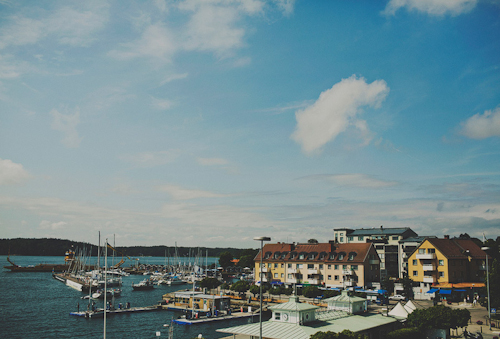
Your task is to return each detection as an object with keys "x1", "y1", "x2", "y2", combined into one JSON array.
[{"x1": 104, "y1": 238, "x2": 108, "y2": 338}]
